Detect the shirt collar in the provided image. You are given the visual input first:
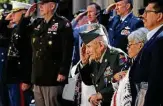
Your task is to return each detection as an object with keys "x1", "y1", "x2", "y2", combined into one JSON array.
[
  {"x1": 120, "y1": 12, "x2": 132, "y2": 22},
  {"x1": 147, "y1": 24, "x2": 163, "y2": 40}
]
